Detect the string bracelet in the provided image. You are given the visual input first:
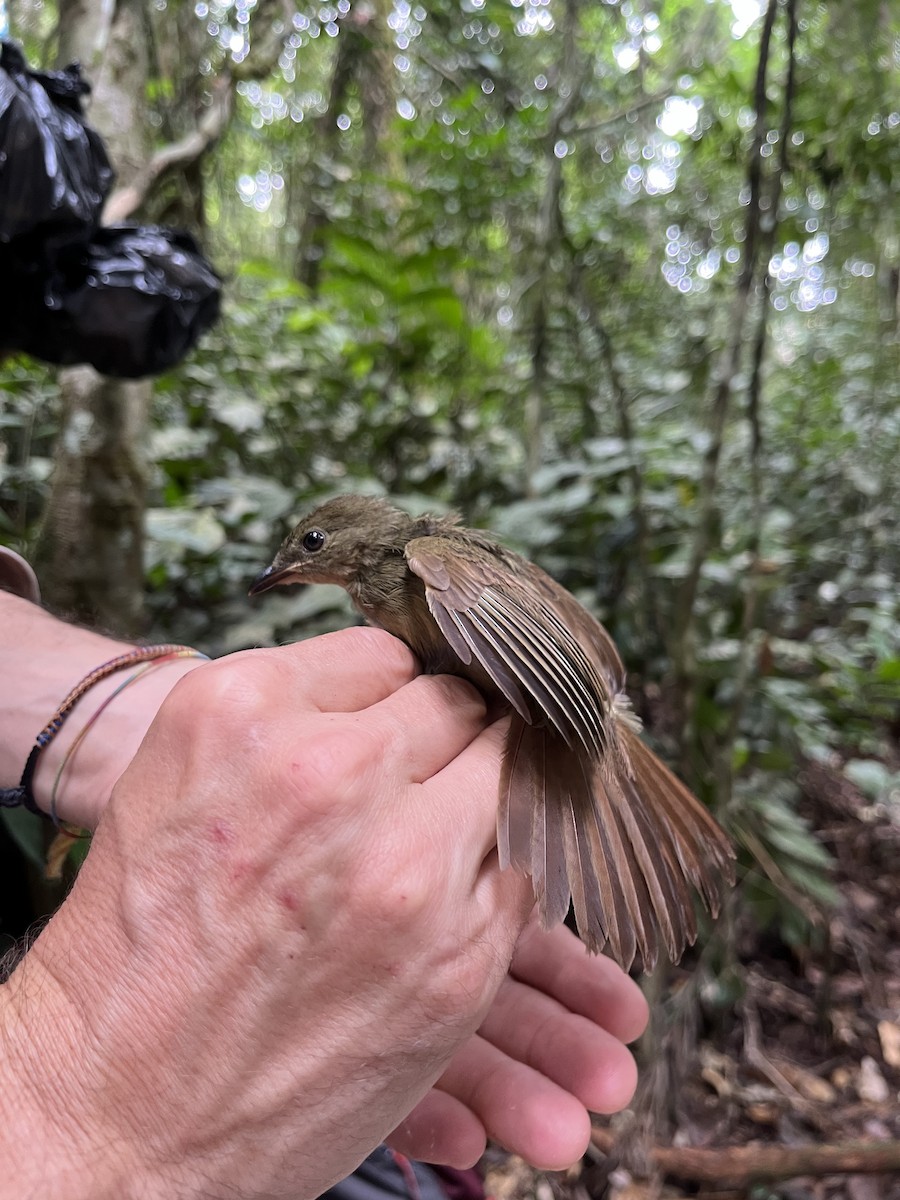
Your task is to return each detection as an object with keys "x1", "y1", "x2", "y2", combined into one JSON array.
[
  {"x1": 48, "y1": 651, "x2": 205, "y2": 828},
  {"x1": 0, "y1": 644, "x2": 209, "y2": 821},
  {"x1": 43, "y1": 653, "x2": 205, "y2": 875}
]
